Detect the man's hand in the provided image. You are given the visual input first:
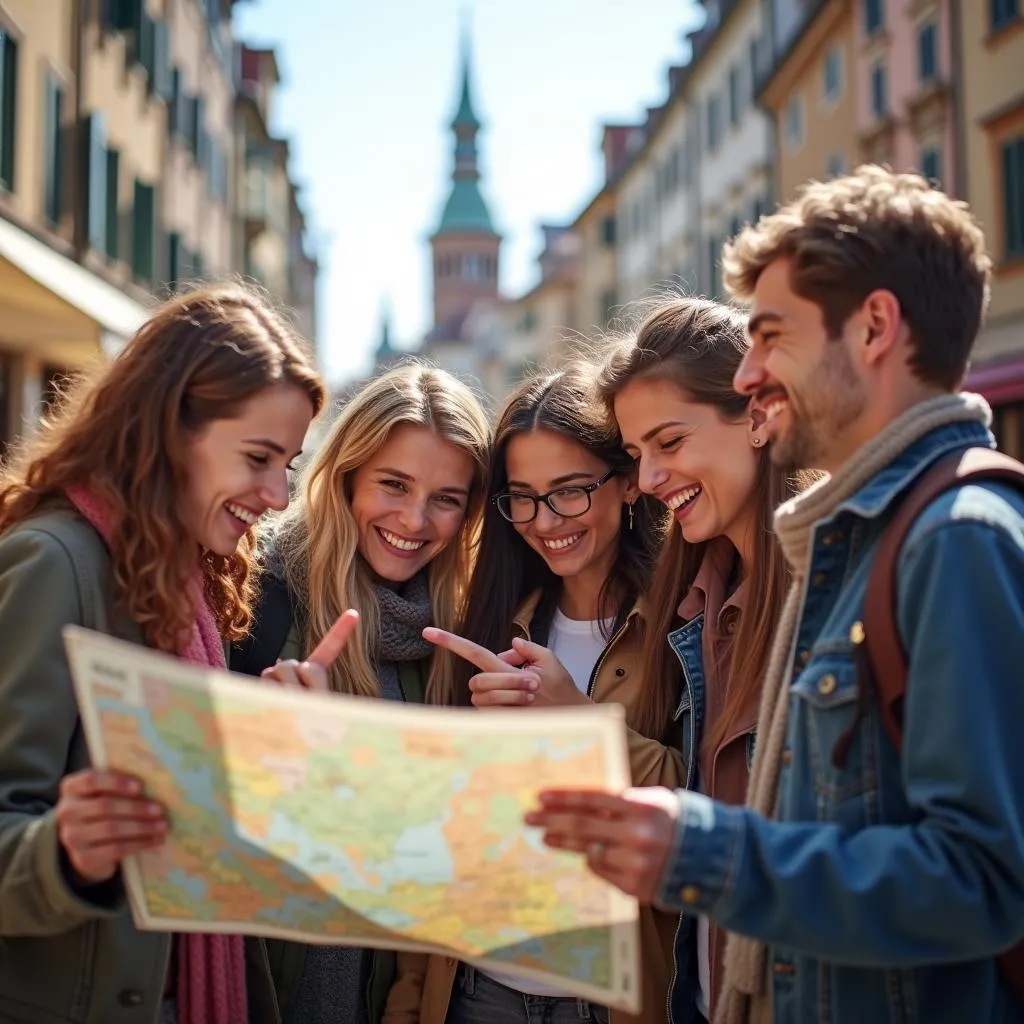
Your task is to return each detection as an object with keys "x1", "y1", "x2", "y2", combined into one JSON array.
[{"x1": 525, "y1": 786, "x2": 680, "y2": 902}]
